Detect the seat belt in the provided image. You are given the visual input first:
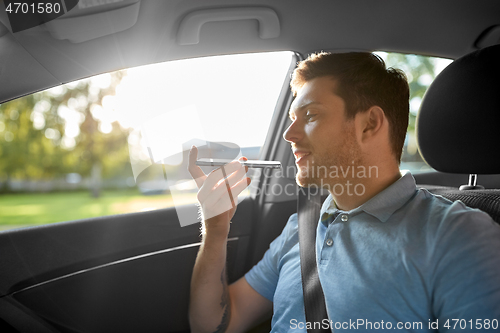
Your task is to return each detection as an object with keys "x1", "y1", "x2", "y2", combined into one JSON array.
[{"x1": 298, "y1": 187, "x2": 331, "y2": 333}]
